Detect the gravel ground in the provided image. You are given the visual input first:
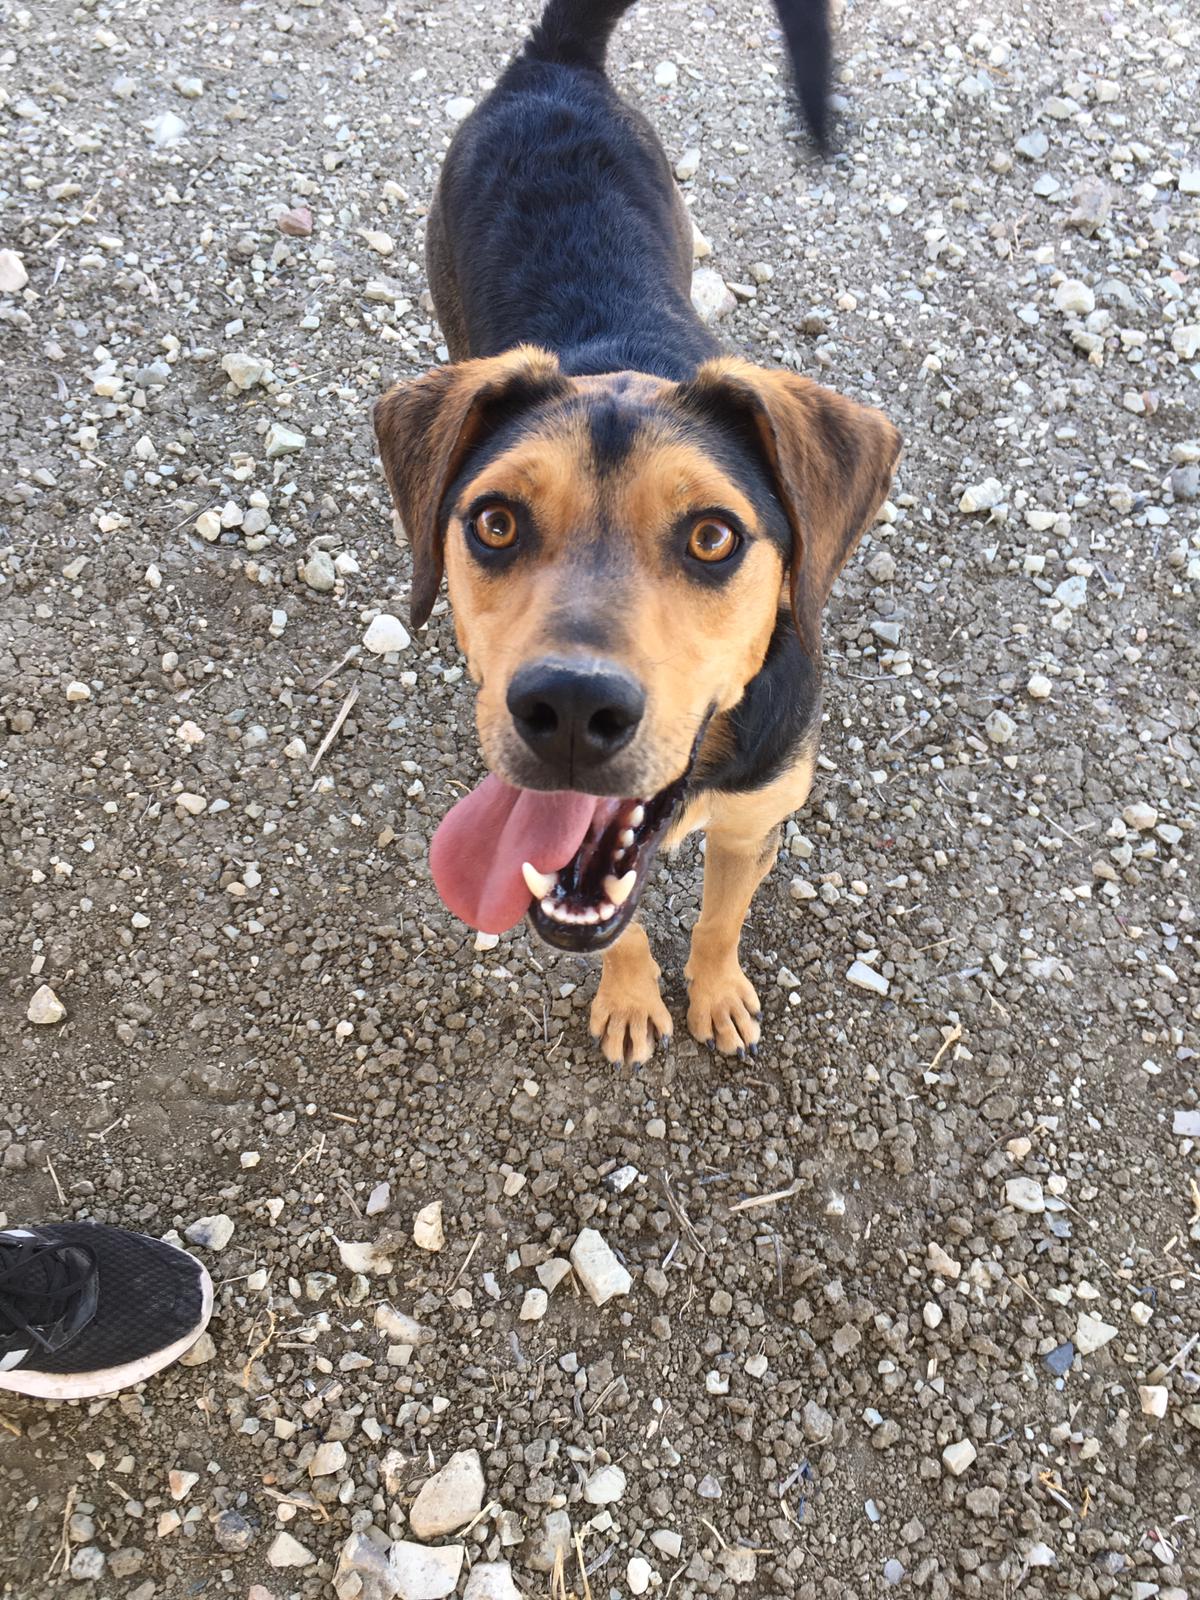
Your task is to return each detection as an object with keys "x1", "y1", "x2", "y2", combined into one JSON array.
[{"x1": 2, "y1": 0, "x2": 1199, "y2": 1596}]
